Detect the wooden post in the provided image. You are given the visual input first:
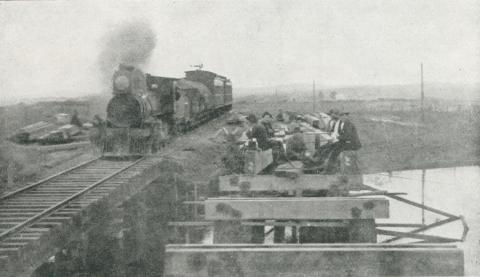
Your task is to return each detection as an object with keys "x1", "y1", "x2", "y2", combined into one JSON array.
[
  {"x1": 193, "y1": 183, "x2": 198, "y2": 220},
  {"x1": 7, "y1": 161, "x2": 14, "y2": 188},
  {"x1": 0, "y1": 106, "x2": 5, "y2": 141},
  {"x1": 421, "y1": 63, "x2": 425, "y2": 122},
  {"x1": 0, "y1": 107, "x2": 9, "y2": 190},
  {"x1": 312, "y1": 80, "x2": 316, "y2": 113},
  {"x1": 174, "y1": 174, "x2": 179, "y2": 219},
  {"x1": 421, "y1": 169, "x2": 426, "y2": 225},
  {"x1": 275, "y1": 89, "x2": 278, "y2": 108}
]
